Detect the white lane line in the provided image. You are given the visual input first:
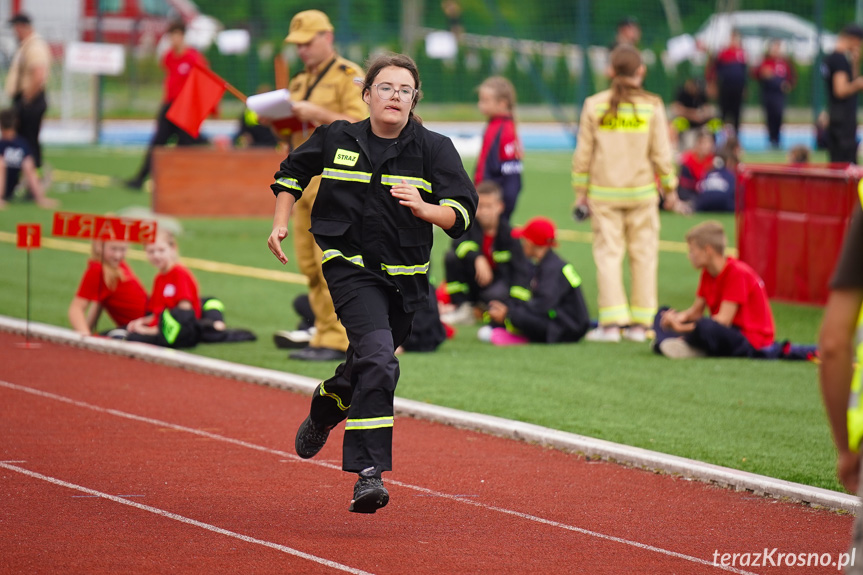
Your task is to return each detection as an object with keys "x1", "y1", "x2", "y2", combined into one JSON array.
[
  {"x1": 0, "y1": 462, "x2": 374, "y2": 575},
  {"x1": 1, "y1": 380, "x2": 757, "y2": 574},
  {"x1": 2, "y1": 315, "x2": 854, "y2": 514},
  {"x1": 387, "y1": 479, "x2": 758, "y2": 575}
]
